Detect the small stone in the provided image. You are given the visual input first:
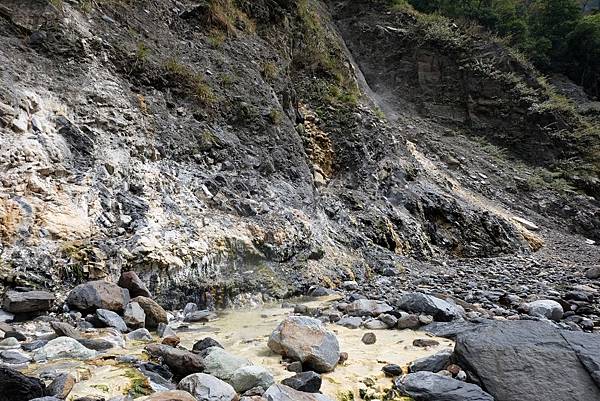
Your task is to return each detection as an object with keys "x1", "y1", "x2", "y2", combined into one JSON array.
[
  {"x1": 382, "y1": 364, "x2": 403, "y2": 376},
  {"x1": 585, "y1": 266, "x2": 600, "y2": 280},
  {"x1": 338, "y1": 352, "x2": 348, "y2": 364},
  {"x1": 412, "y1": 338, "x2": 439, "y2": 348},
  {"x1": 162, "y1": 335, "x2": 181, "y2": 347},
  {"x1": 193, "y1": 337, "x2": 224, "y2": 355},
  {"x1": 361, "y1": 332, "x2": 376, "y2": 345},
  {"x1": 281, "y1": 371, "x2": 322, "y2": 393},
  {"x1": 378, "y1": 313, "x2": 398, "y2": 328},
  {"x1": 397, "y1": 313, "x2": 420, "y2": 329},
  {"x1": 47, "y1": 373, "x2": 76, "y2": 399},
  {"x1": 419, "y1": 314, "x2": 434, "y2": 325},
  {"x1": 363, "y1": 319, "x2": 389, "y2": 330},
  {"x1": 346, "y1": 299, "x2": 393, "y2": 317},
  {"x1": 287, "y1": 361, "x2": 303, "y2": 373},
  {"x1": 127, "y1": 328, "x2": 153, "y2": 342},
  {"x1": 157, "y1": 323, "x2": 177, "y2": 338},
  {"x1": 184, "y1": 310, "x2": 217, "y2": 323}
]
